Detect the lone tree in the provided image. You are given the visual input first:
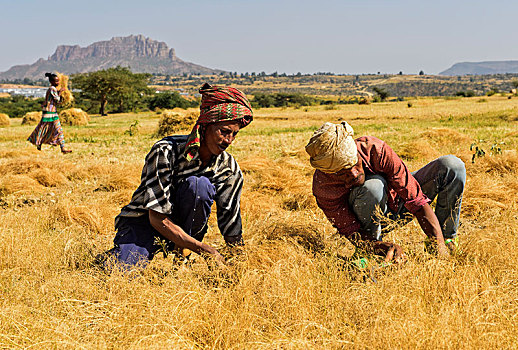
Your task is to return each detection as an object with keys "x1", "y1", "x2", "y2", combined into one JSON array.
[
  {"x1": 419, "y1": 70, "x2": 425, "y2": 75},
  {"x1": 72, "y1": 66, "x2": 151, "y2": 115},
  {"x1": 372, "y1": 86, "x2": 390, "y2": 102}
]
